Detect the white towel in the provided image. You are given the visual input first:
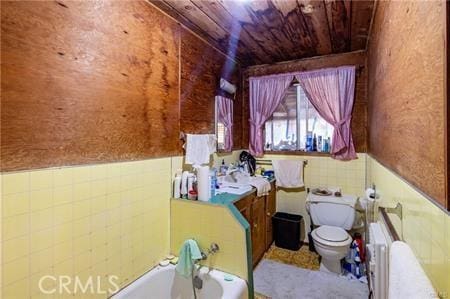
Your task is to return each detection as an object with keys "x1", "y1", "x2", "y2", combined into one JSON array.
[
  {"x1": 185, "y1": 134, "x2": 216, "y2": 166},
  {"x1": 272, "y1": 159, "x2": 304, "y2": 188},
  {"x1": 389, "y1": 241, "x2": 437, "y2": 299},
  {"x1": 248, "y1": 176, "x2": 271, "y2": 197}
]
